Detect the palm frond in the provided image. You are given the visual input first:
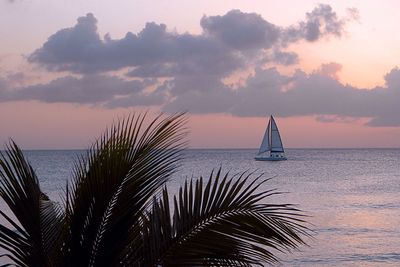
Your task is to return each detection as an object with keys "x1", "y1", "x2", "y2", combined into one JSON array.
[
  {"x1": 62, "y1": 112, "x2": 187, "y2": 266},
  {"x1": 0, "y1": 141, "x2": 62, "y2": 267},
  {"x1": 0, "y1": 113, "x2": 310, "y2": 267},
  {"x1": 140, "y1": 169, "x2": 309, "y2": 266}
]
